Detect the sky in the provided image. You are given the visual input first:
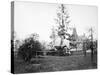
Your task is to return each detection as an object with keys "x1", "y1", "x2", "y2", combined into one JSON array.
[{"x1": 14, "y1": 1, "x2": 98, "y2": 42}]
